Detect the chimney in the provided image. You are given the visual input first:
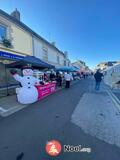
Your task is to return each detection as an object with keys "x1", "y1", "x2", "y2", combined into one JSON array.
[
  {"x1": 64, "y1": 51, "x2": 68, "y2": 58},
  {"x1": 51, "y1": 41, "x2": 56, "y2": 46},
  {"x1": 11, "y1": 8, "x2": 20, "y2": 21}
]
